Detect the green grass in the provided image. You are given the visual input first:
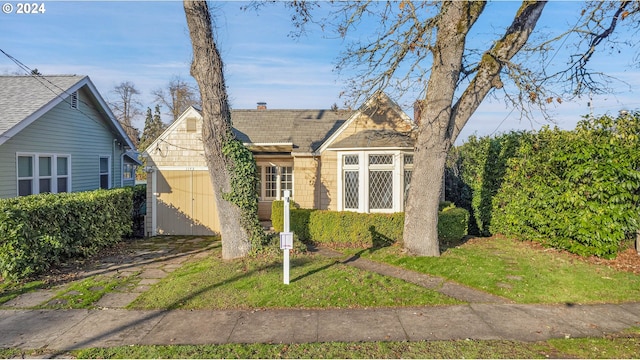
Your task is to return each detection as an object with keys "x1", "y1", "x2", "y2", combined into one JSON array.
[
  {"x1": 36, "y1": 275, "x2": 137, "y2": 309},
  {"x1": 0, "y1": 279, "x2": 45, "y2": 305},
  {"x1": 350, "y1": 236, "x2": 640, "y2": 304},
  {"x1": 57, "y1": 327, "x2": 639, "y2": 359},
  {"x1": 130, "y1": 249, "x2": 460, "y2": 310}
]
